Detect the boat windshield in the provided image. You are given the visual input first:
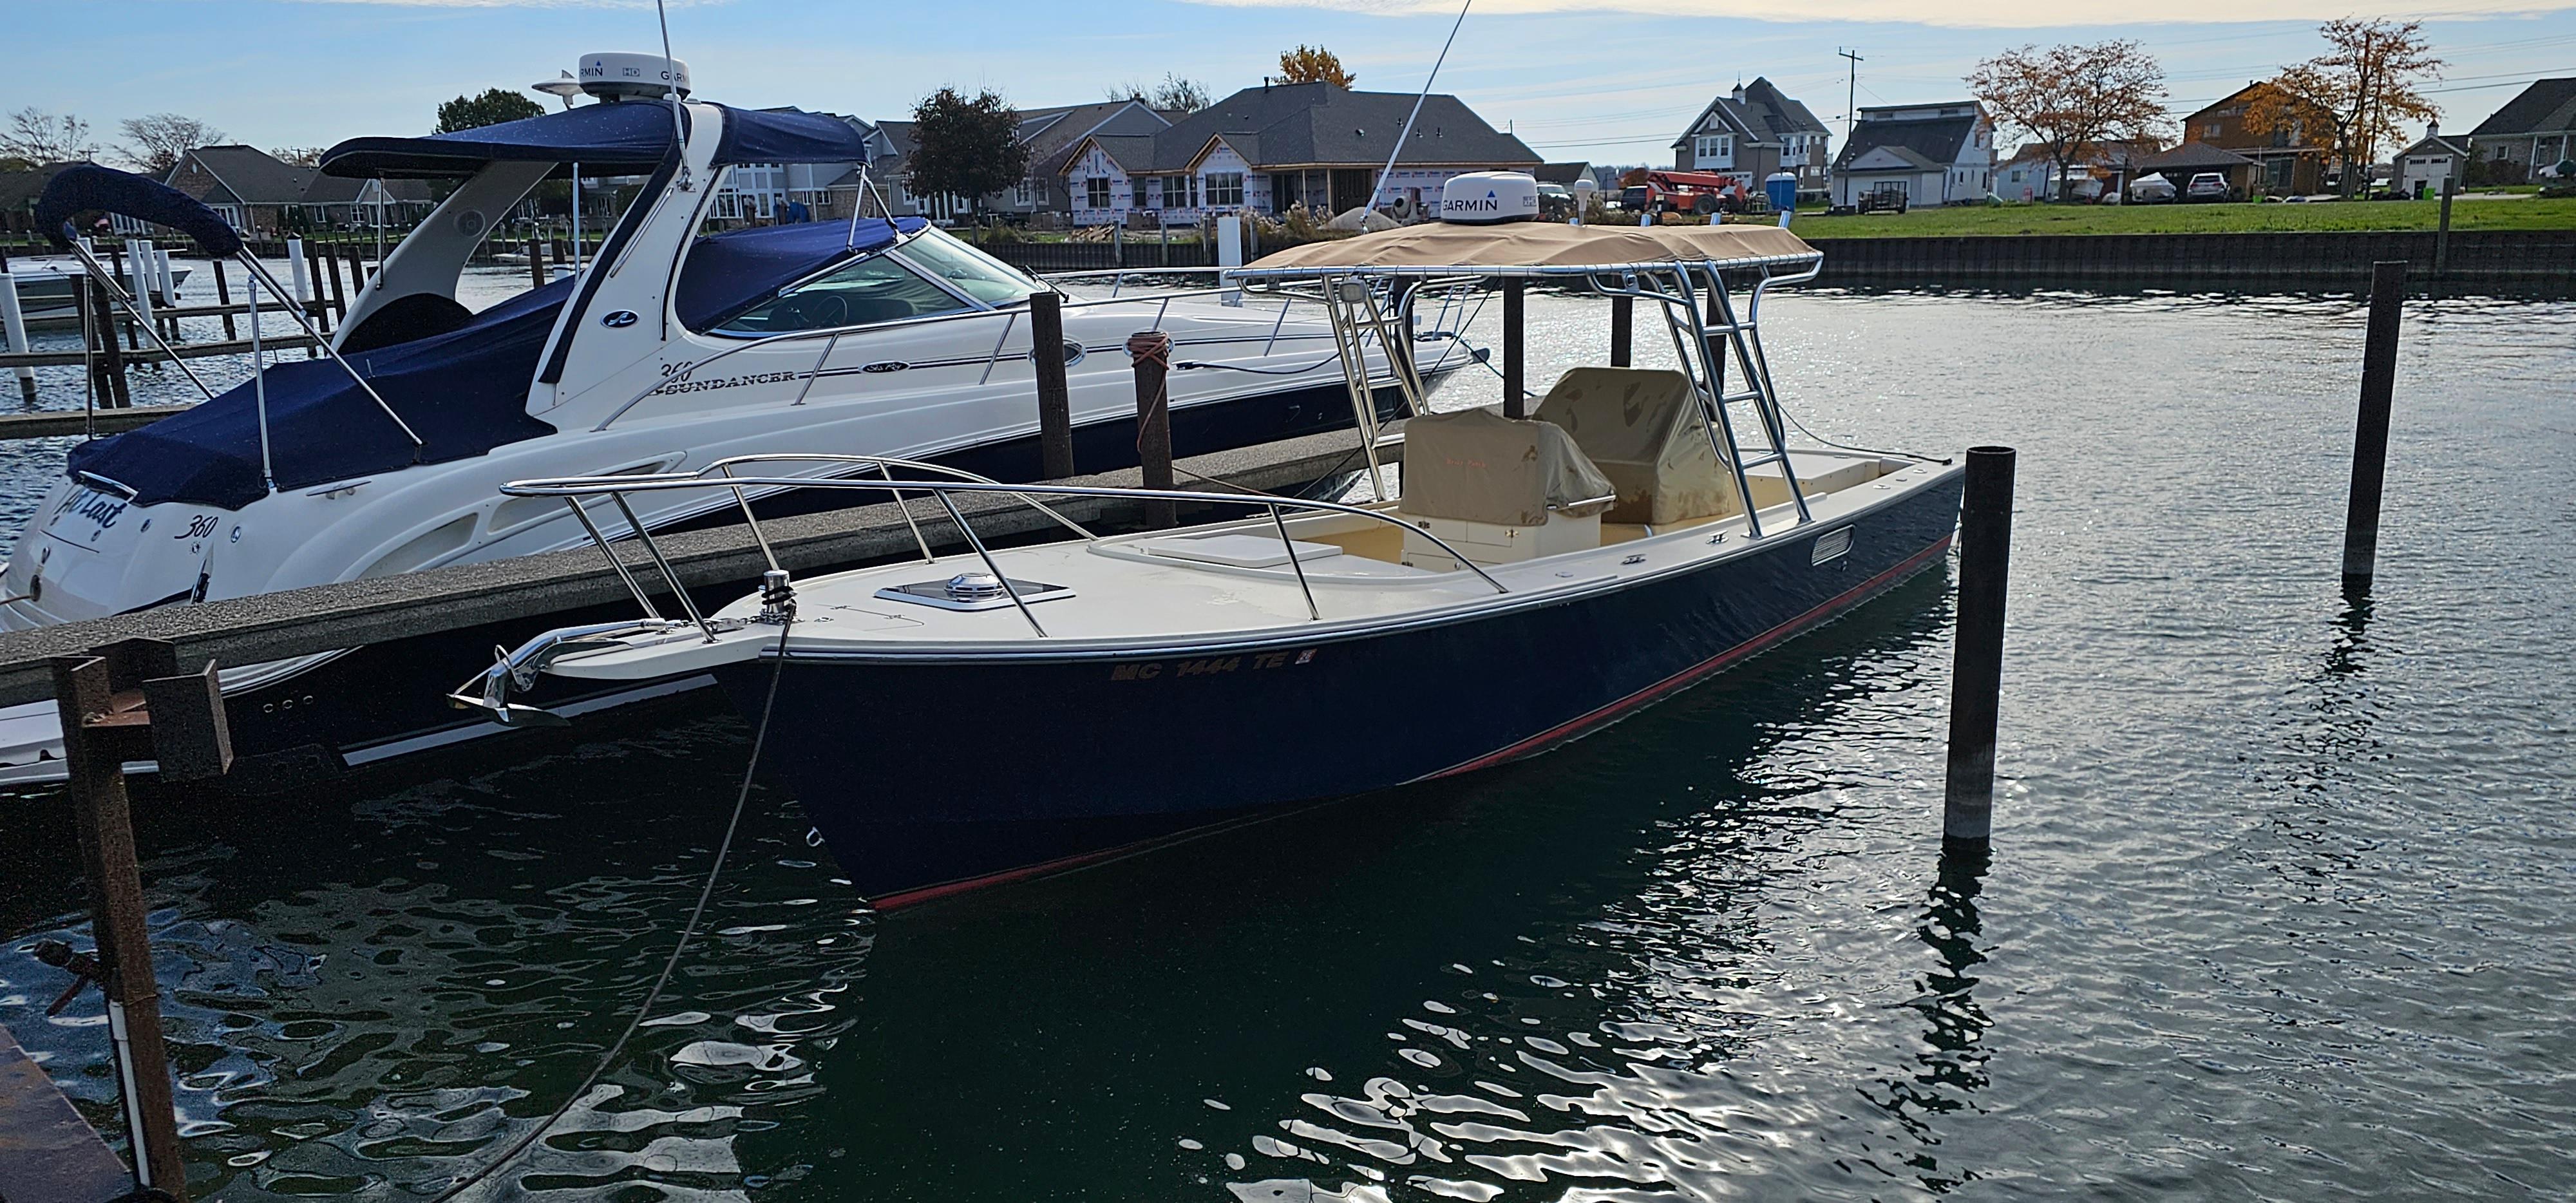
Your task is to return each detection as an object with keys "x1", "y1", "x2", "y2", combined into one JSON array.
[
  {"x1": 714, "y1": 251, "x2": 971, "y2": 335},
  {"x1": 896, "y1": 227, "x2": 1043, "y2": 306}
]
